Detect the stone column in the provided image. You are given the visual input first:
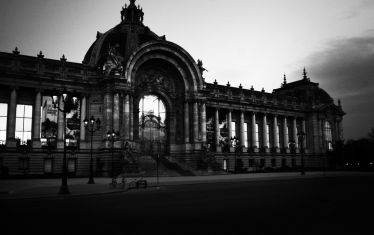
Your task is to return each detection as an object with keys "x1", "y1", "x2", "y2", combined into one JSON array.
[
  {"x1": 193, "y1": 101, "x2": 199, "y2": 143},
  {"x1": 123, "y1": 94, "x2": 130, "y2": 140},
  {"x1": 57, "y1": 98, "x2": 65, "y2": 148},
  {"x1": 273, "y1": 115, "x2": 279, "y2": 149},
  {"x1": 104, "y1": 92, "x2": 113, "y2": 136},
  {"x1": 319, "y1": 119, "x2": 324, "y2": 150},
  {"x1": 31, "y1": 91, "x2": 42, "y2": 148},
  {"x1": 113, "y1": 93, "x2": 120, "y2": 132},
  {"x1": 227, "y1": 110, "x2": 232, "y2": 140},
  {"x1": 6, "y1": 88, "x2": 17, "y2": 147},
  {"x1": 215, "y1": 108, "x2": 220, "y2": 149},
  {"x1": 338, "y1": 120, "x2": 343, "y2": 141},
  {"x1": 239, "y1": 111, "x2": 245, "y2": 148},
  {"x1": 283, "y1": 116, "x2": 289, "y2": 149},
  {"x1": 262, "y1": 114, "x2": 268, "y2": 148},
  {"x1": 333, "y1": 120, "x2": 338, "y2": 142},
  {"x1": 184, "y1": 101, "x2": 190, "y2": 143},
  {"x1": 200, "y1": 102, "x2": 207, "y2": 143},
  {"x1": 129, "y1": 95, "x2": 133, "y2": 141},
  {"x1": 337, "y1": 120, "x2": 343, "y2": 141},
  {"x1": 302, "y1": 119, "x2": 307, "y2": 149},
  {"x1": 292, "y1": 117, "x2": 298, "y2": 149},
  {"x1": 251, "y1": 112, "x2": 257, "y2": 149},
  {"x1": 79, "y1": 96, "x2": 86, "y2": 142}
]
